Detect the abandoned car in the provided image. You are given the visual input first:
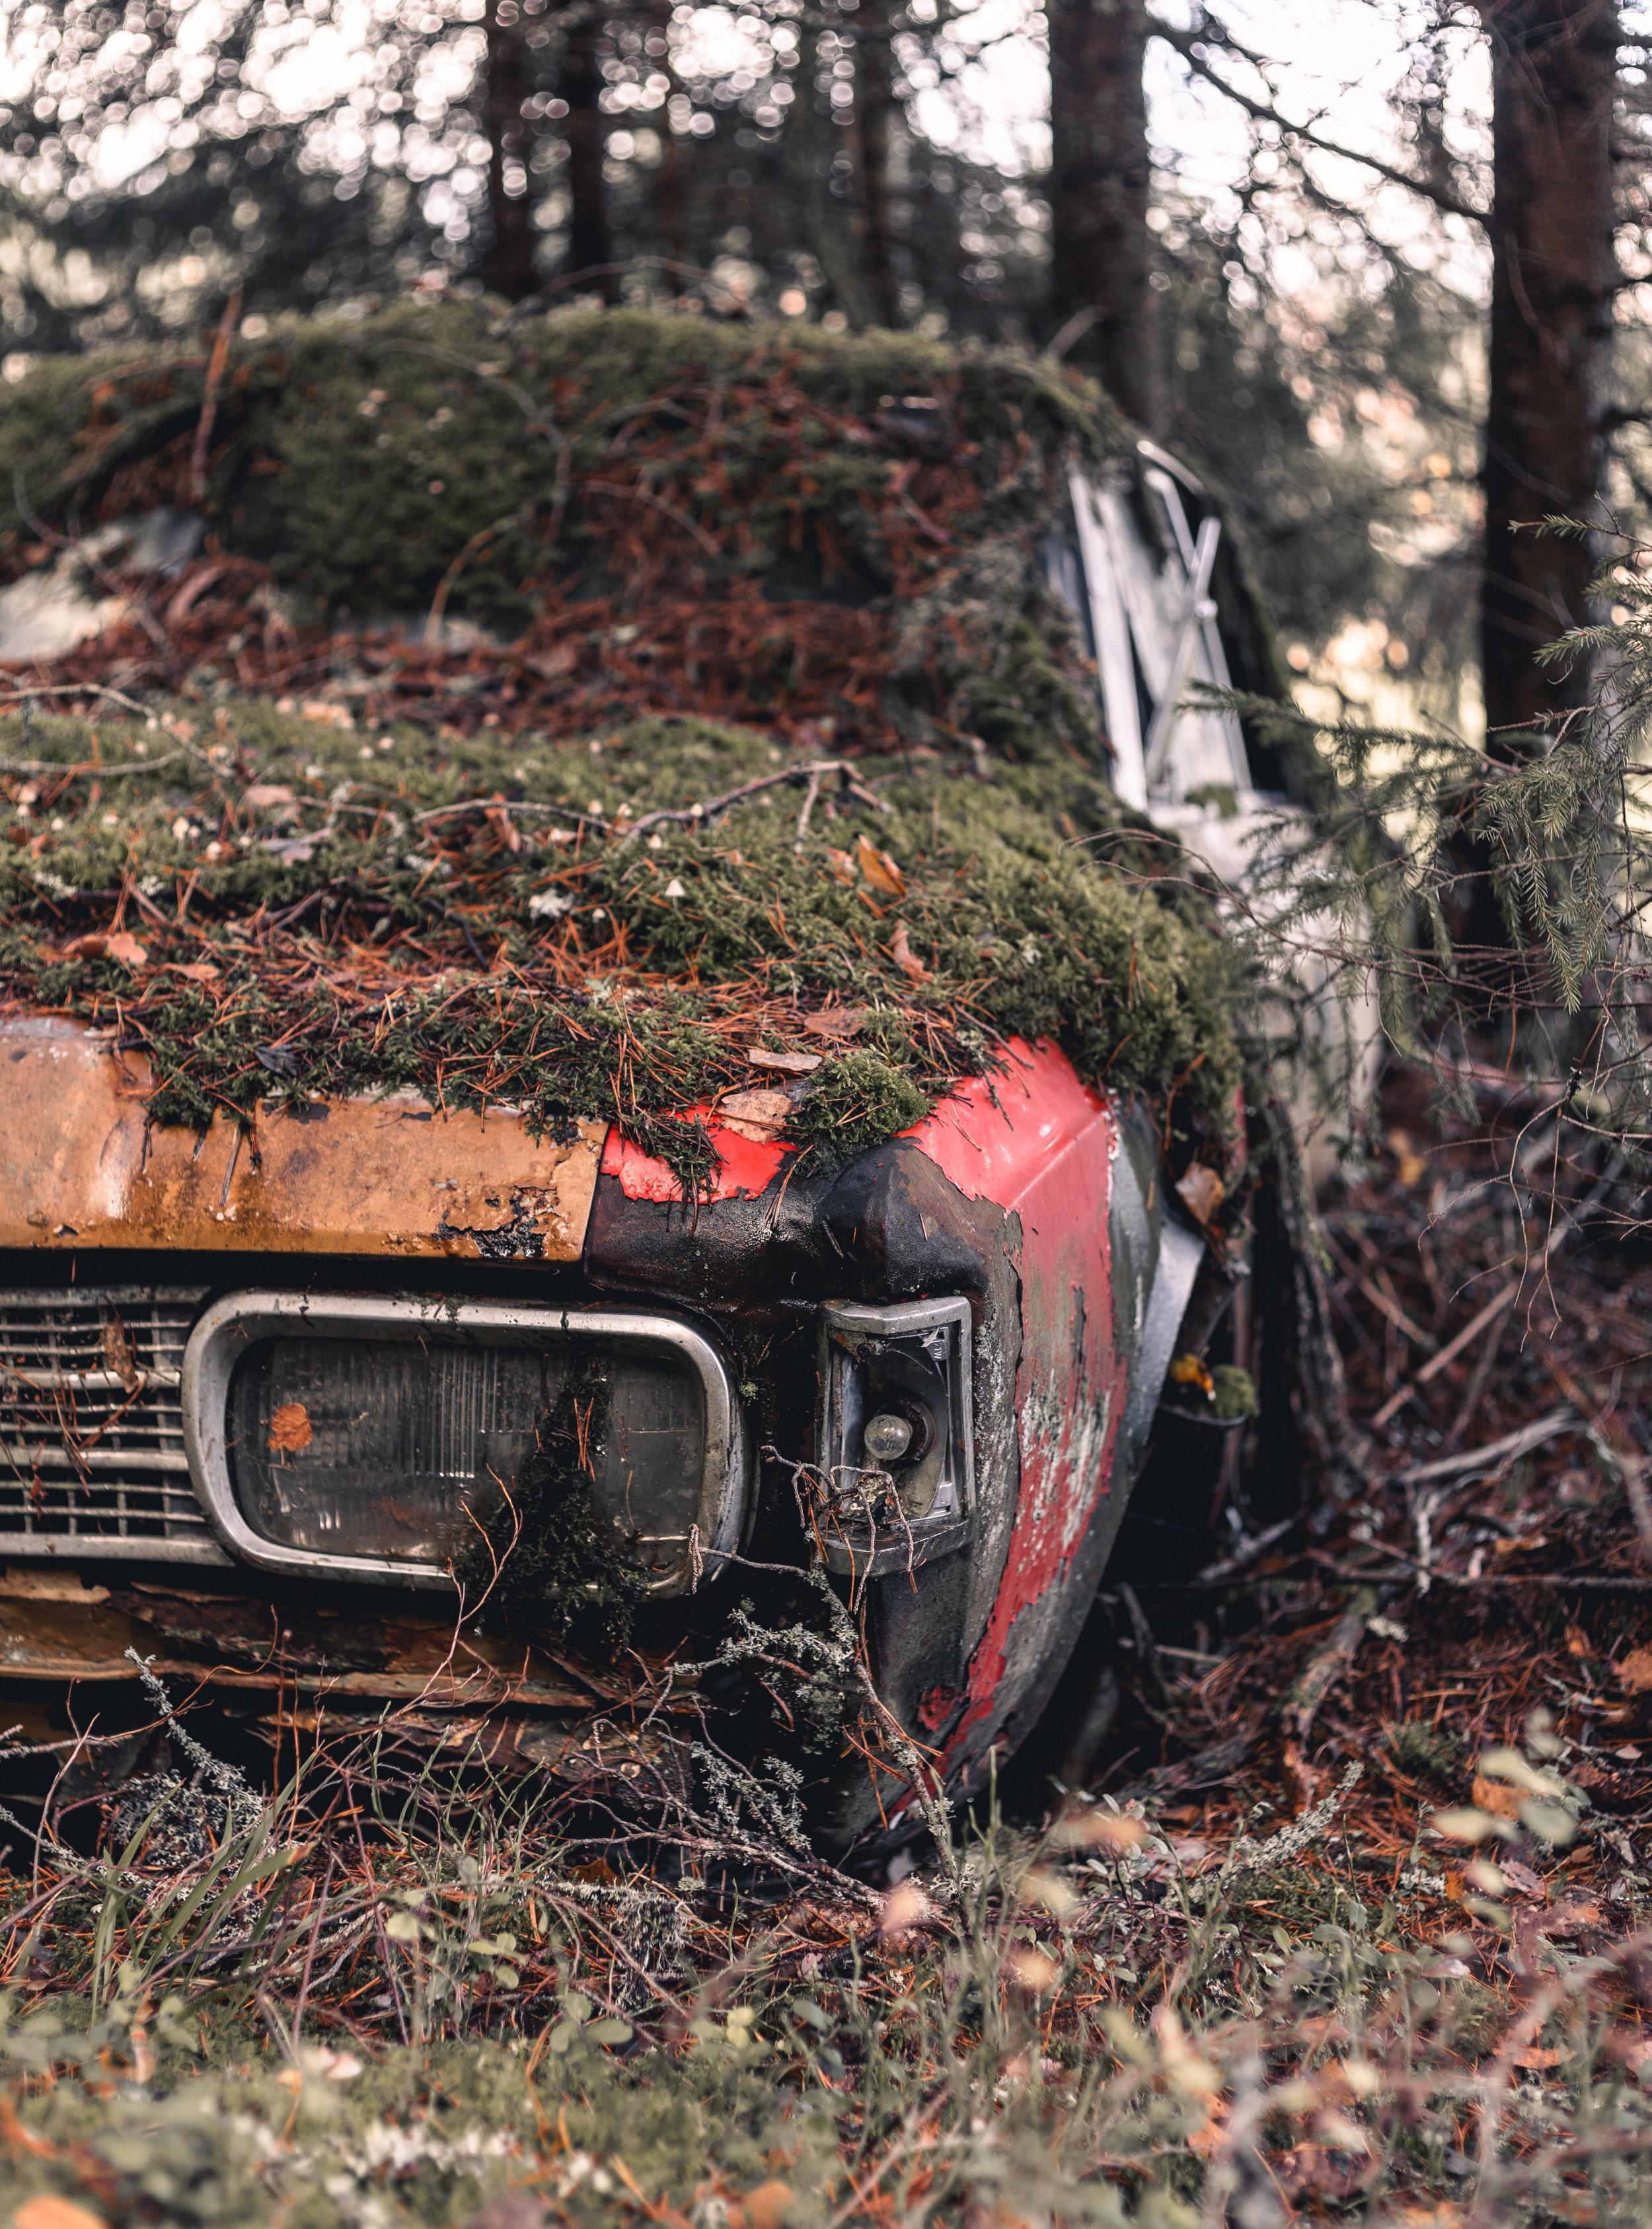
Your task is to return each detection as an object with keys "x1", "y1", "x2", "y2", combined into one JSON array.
[{"x1": 0, "y1": 311, "x2": 1326, "y2": 1843}]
